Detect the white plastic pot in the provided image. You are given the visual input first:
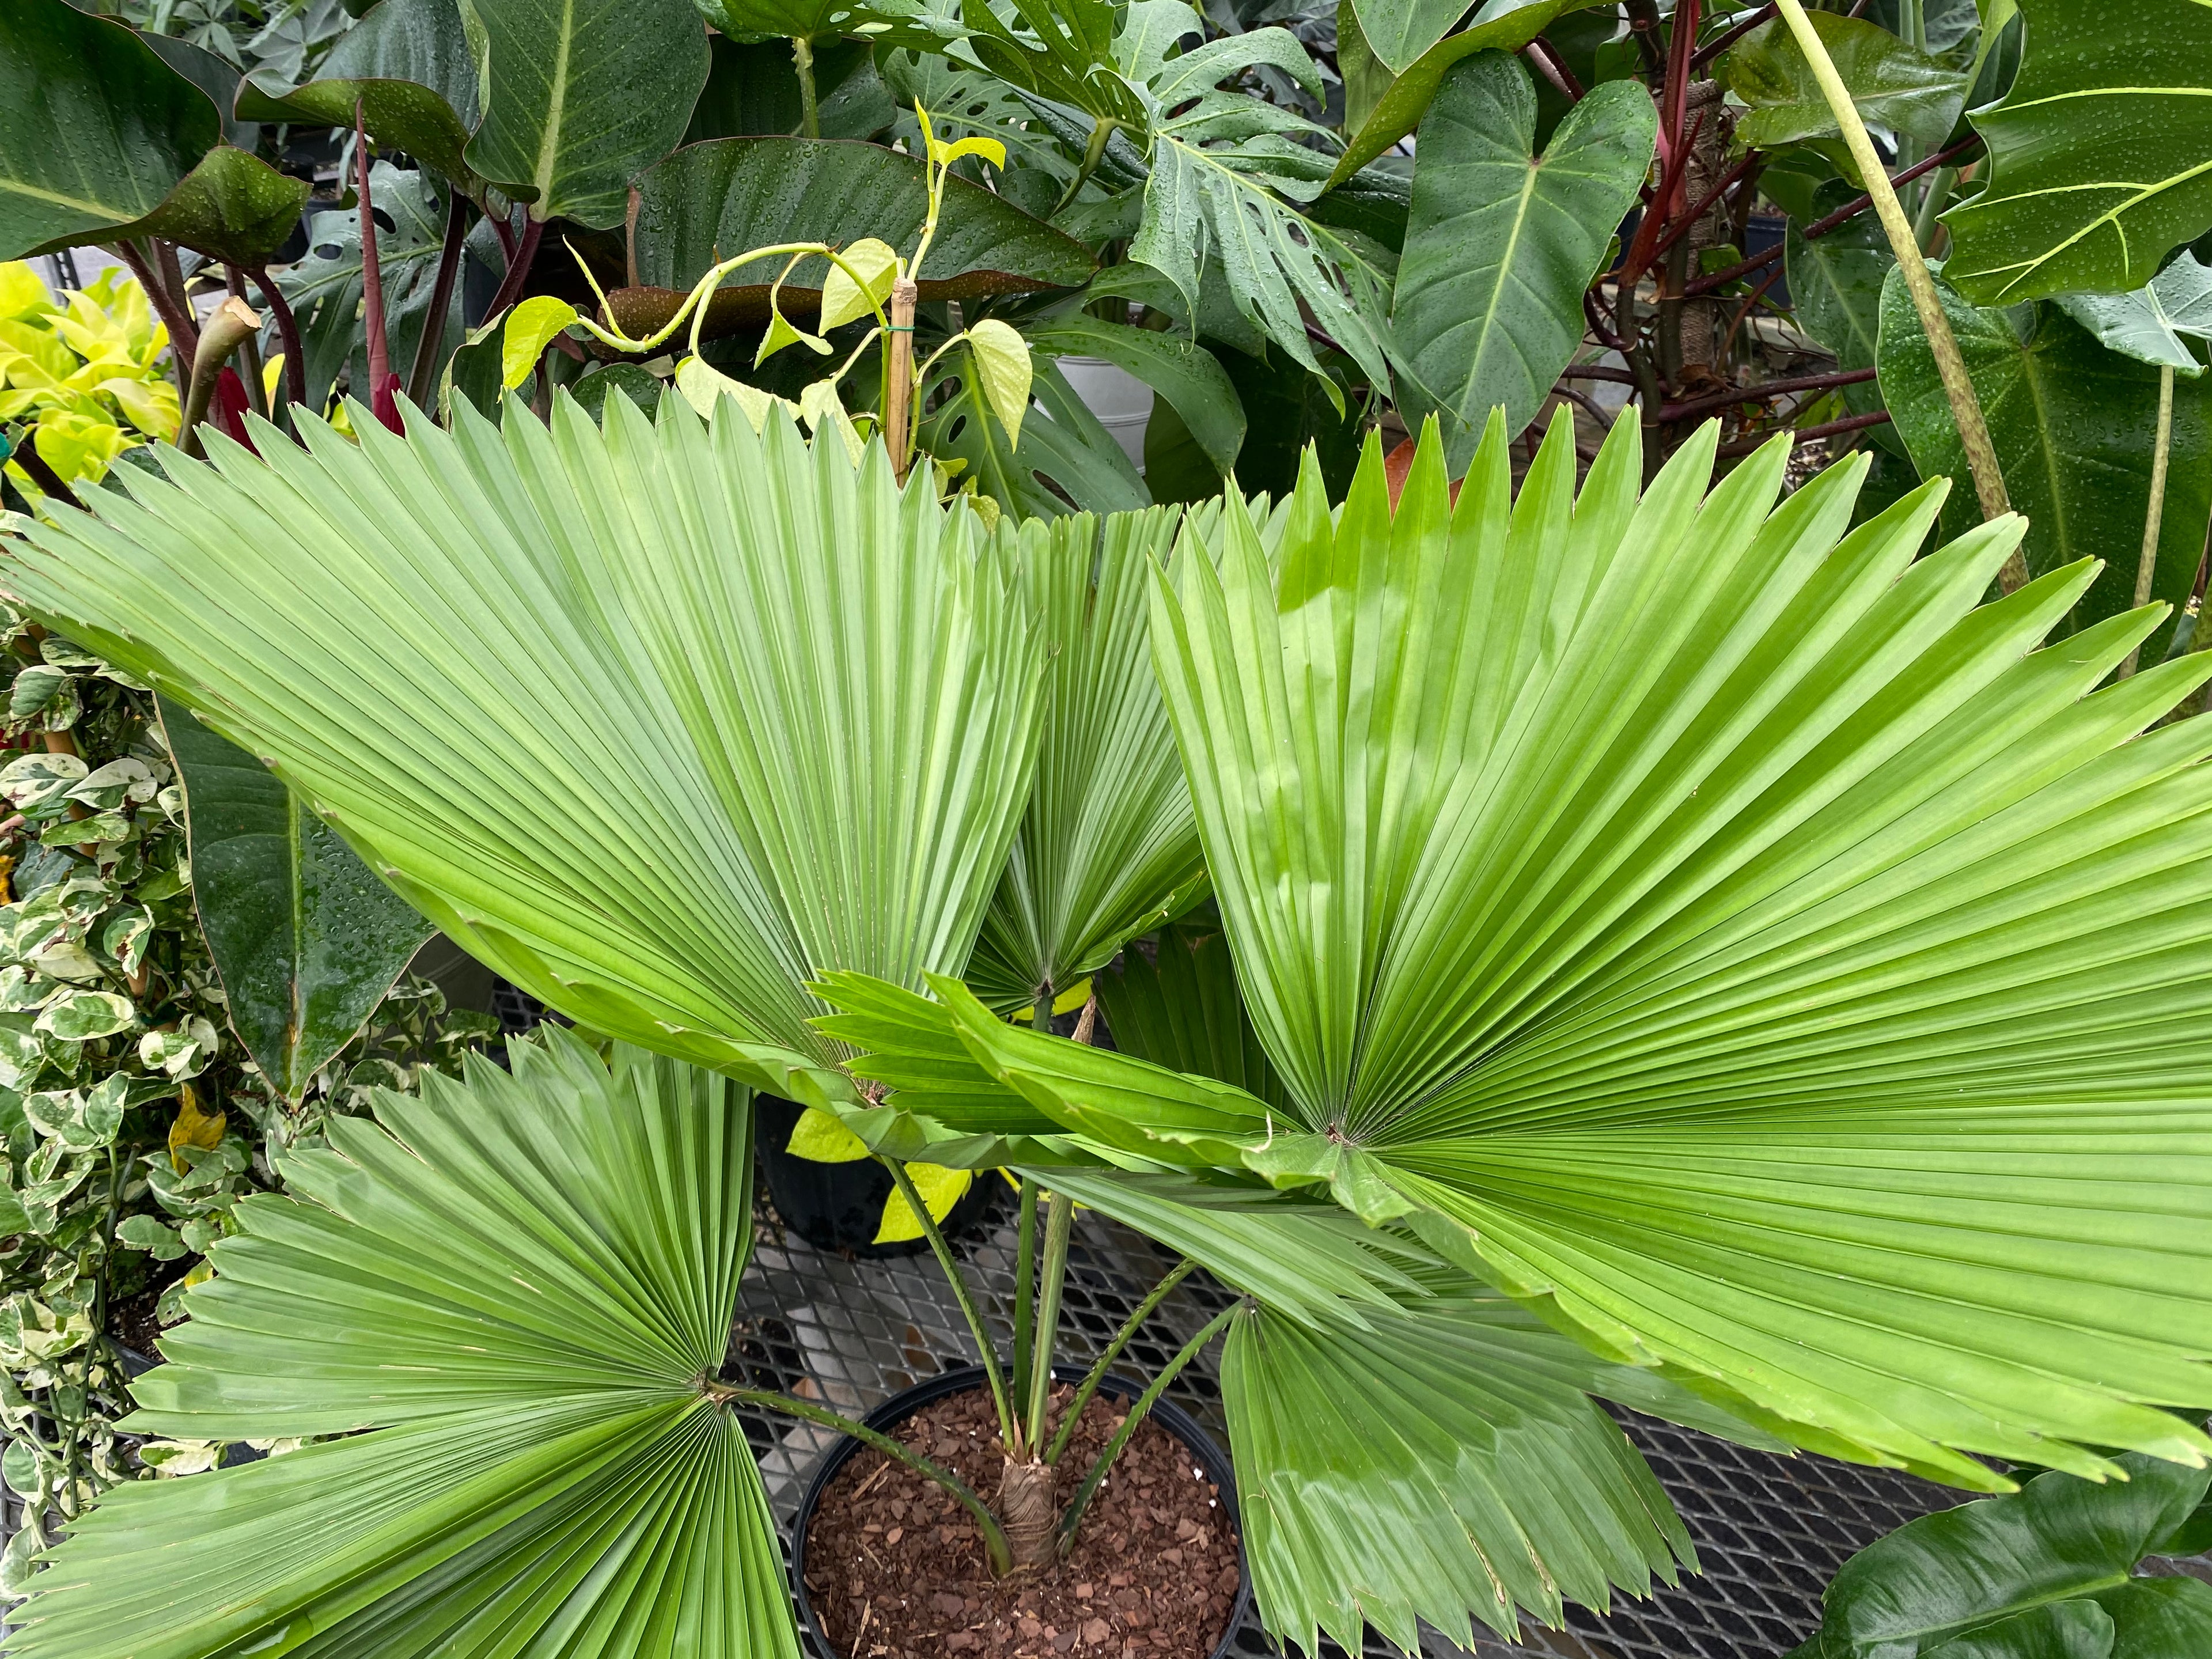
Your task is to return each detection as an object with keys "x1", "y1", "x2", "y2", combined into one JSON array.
[{"x1": 1058, "y1": 354, "x2": 1155, "y2": 474}]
